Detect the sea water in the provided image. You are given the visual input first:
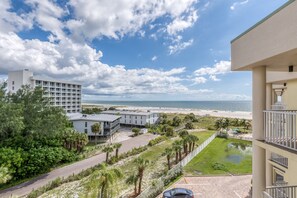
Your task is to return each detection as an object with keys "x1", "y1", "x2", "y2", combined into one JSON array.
[{"x1": 83, "y1": 100, "x2": 252, "y2": 112}]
